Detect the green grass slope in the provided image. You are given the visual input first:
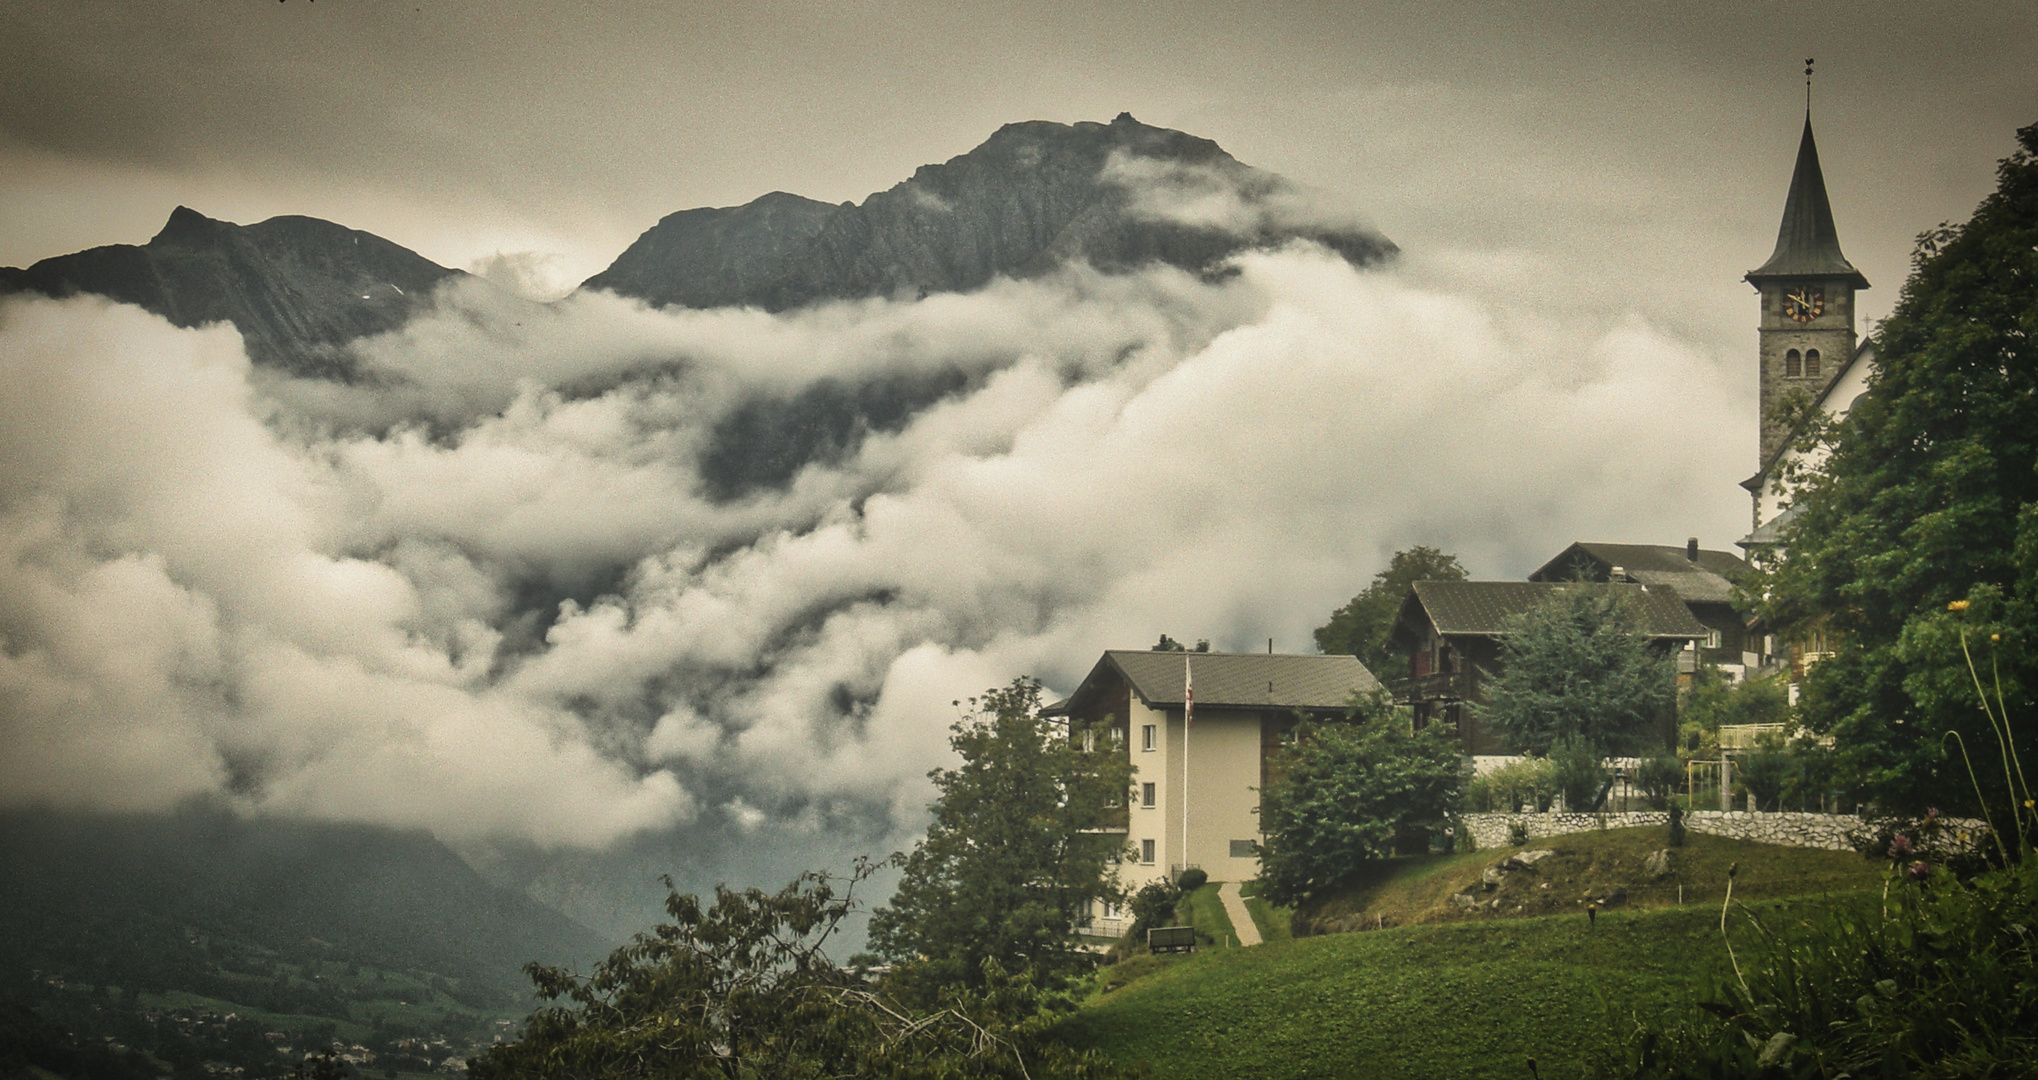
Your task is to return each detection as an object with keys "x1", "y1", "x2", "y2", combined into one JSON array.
[
  {"x1": 1295, "y1": 826, "x2": 1884, "y2": 934},
  {"x1": 1062, "y1": 894, "x2": 1871, "y2": 1080}
]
